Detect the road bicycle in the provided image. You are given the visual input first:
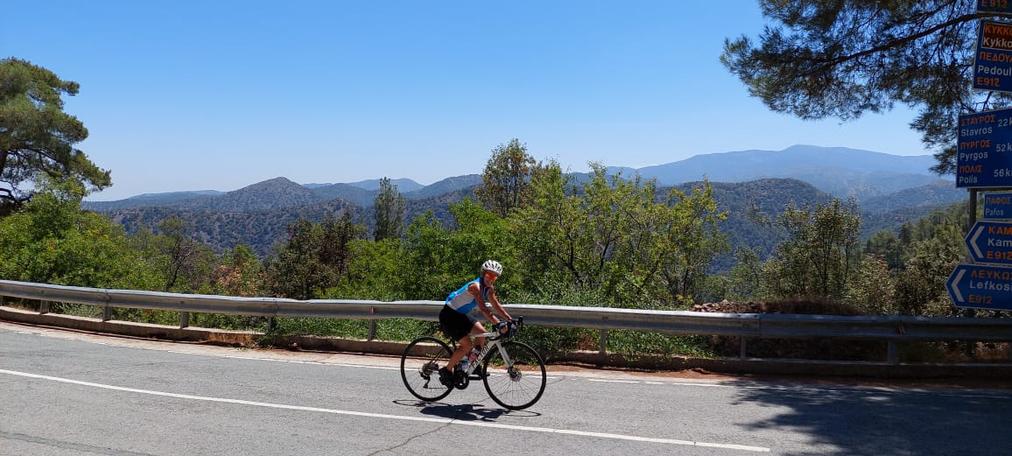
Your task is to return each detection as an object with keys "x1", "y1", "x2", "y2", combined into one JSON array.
[{"x1": 400, "y1": 316, "x2": 546, "y2": 410}]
